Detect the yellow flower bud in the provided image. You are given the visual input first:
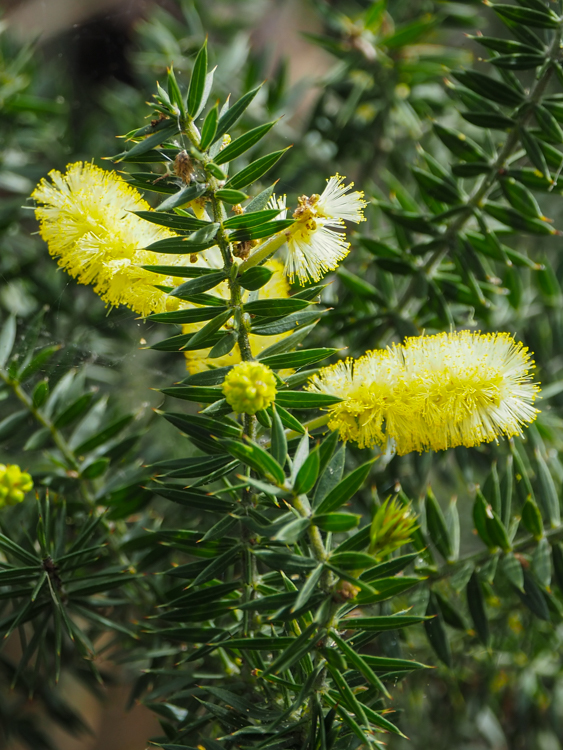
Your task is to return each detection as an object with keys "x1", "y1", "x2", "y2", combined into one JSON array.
[
  {"x1": 0, "y1": 464, "x2": 33, "y2": 508},
  {"x1": 222, "y1": 362, "x2": 277, "y2": 415}
]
